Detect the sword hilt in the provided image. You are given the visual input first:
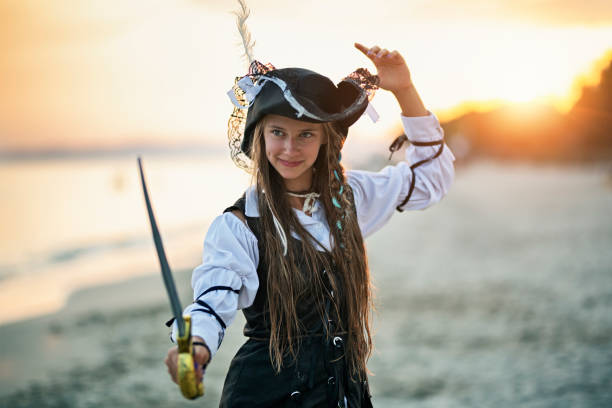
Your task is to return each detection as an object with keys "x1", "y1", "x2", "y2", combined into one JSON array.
[{"x1": 176, "y1": 315, "x2": 205, "y2": 399}]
